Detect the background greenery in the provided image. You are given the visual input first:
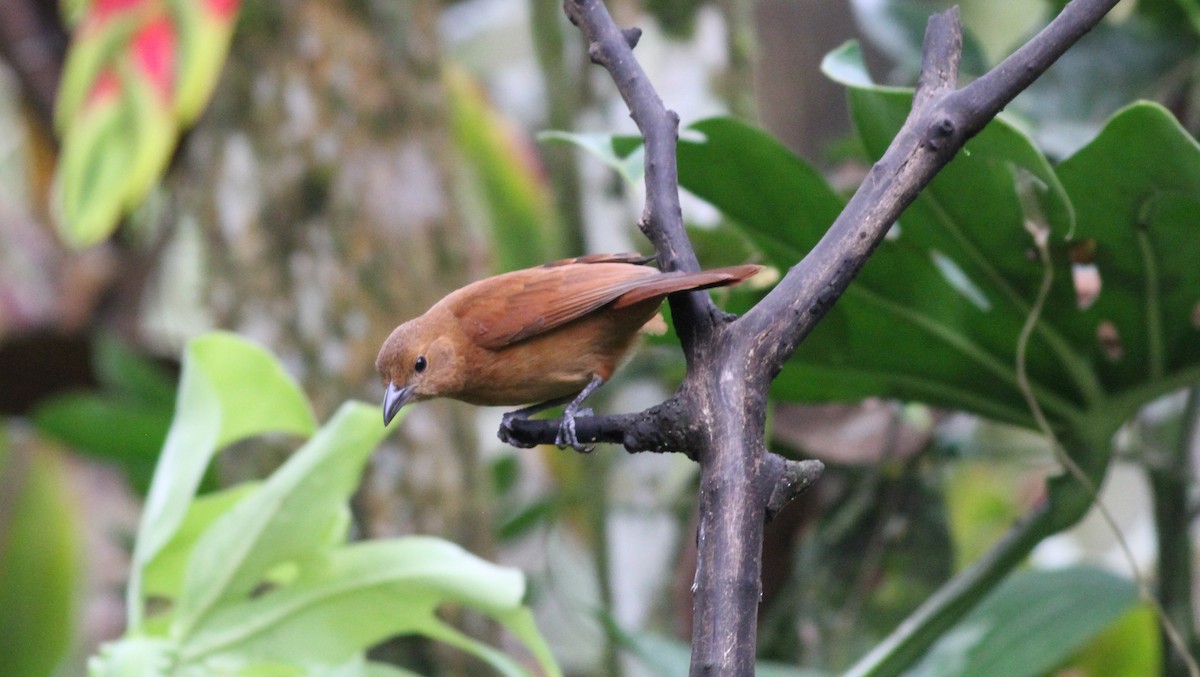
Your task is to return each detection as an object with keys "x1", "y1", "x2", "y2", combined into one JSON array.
[{"x1": 1, "y1": 0, "x2": 1198, "y2": 675}]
